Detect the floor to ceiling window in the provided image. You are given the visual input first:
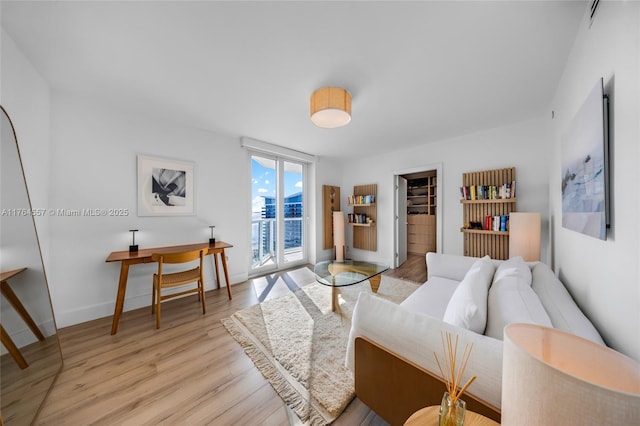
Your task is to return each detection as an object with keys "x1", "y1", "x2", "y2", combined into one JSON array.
[{"x1": 250, "y1": 154, "x2": 306, "y2": 276}]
